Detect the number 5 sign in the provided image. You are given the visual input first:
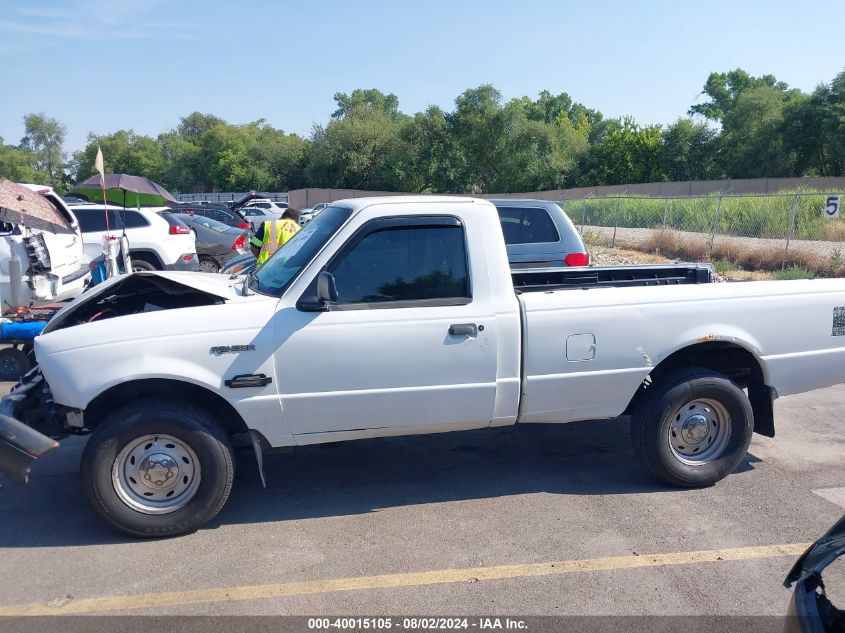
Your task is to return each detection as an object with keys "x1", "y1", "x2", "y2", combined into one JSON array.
[{"x1": 825, "y1": 196, "x2": 841, "y2": 219}]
